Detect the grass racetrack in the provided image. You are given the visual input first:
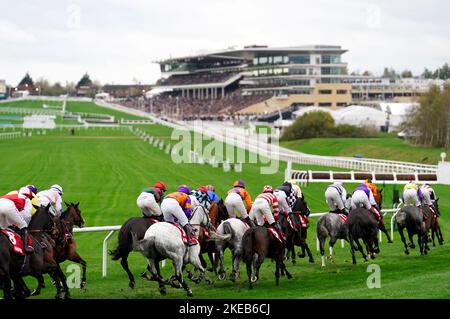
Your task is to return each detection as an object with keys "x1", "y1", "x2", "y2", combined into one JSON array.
[{"x1": 0, "y1": 100, "x2": 449, "y2": 299}]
